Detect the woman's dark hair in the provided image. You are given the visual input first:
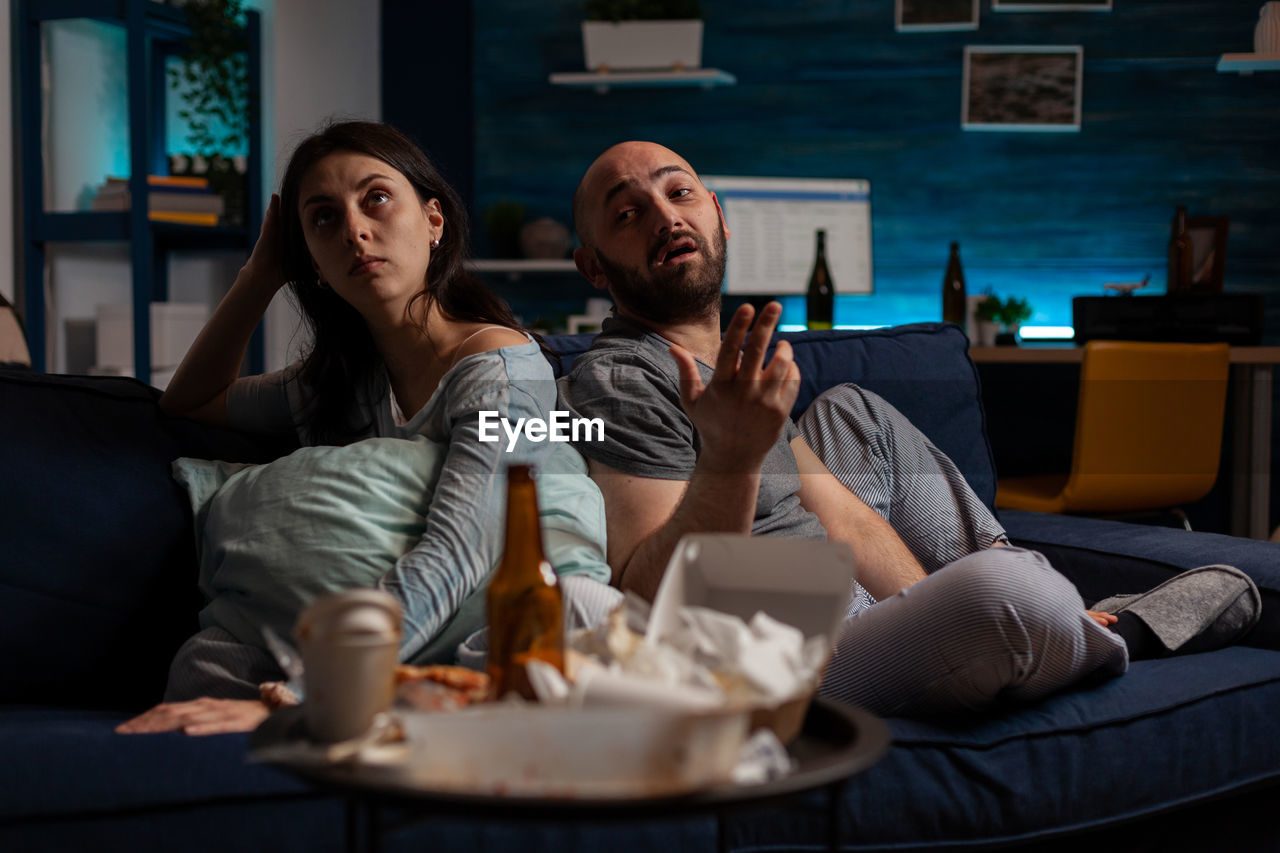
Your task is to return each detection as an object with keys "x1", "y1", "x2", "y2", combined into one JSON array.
[{"x1": 277, "y1": 120, "x2": 523, "y2": 444}]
